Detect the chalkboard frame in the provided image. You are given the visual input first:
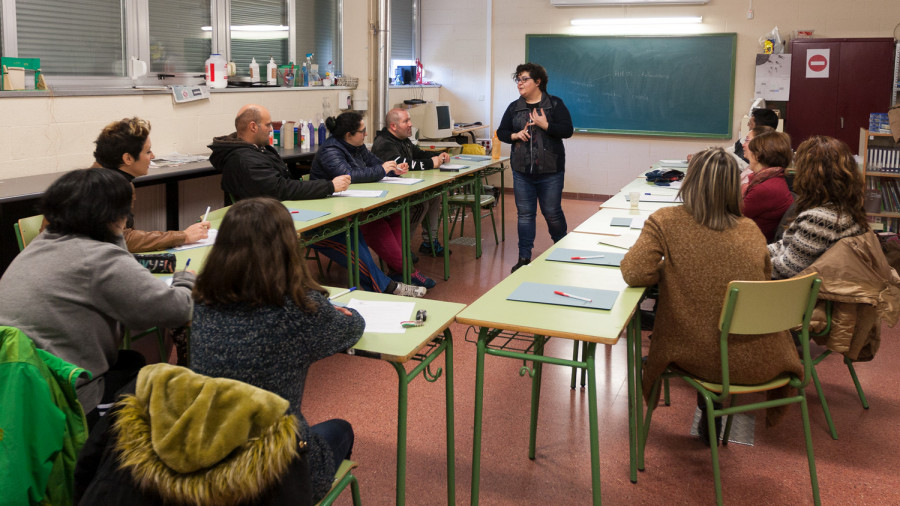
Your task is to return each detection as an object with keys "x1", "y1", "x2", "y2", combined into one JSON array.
[{"x1": 525, "y1": 33, "x2": 738, "y2": 139}]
